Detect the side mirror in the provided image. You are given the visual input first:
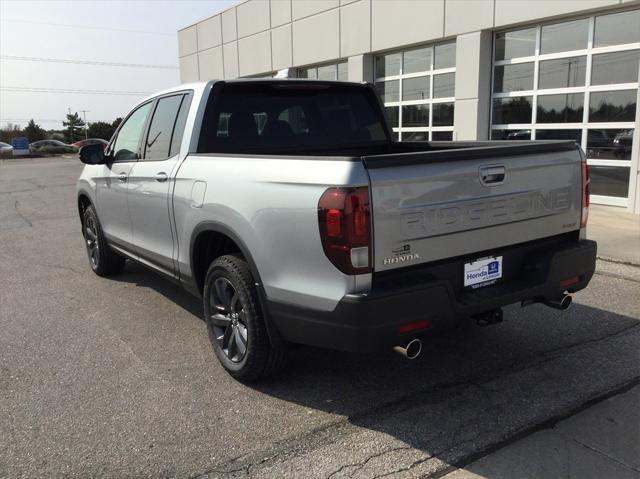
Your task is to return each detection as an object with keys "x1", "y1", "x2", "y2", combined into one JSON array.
[{"x1": 79, "y1": 143, "x2": 106, "y2": 165}]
